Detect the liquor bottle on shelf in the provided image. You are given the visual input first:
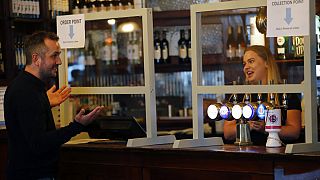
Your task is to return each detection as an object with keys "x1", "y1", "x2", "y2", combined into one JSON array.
[
  {"x1": 226, "y1": 25, "x2": 236, "y2": 61},
  {"x1": 276, "y1": 36, "x2": 286, "y2": 60},
  {"x1": 98, "y1": 0, "x2": 106, "y2": 11},
  {"x1": 275, "y1": 36, "x2": 294, "y2": 60},
  {"x1": 85, "y1": 34, "x2": 96, "y2": 68},
  {"x1": 154, "y1": 30, "x2": 162, "y2": 64},
  {"x1": 127, "y1": 32, "x2": 133, "y2": 63},
  {"x1": 186, "y1": 29, "x2": 192, "y2": 63},
  {"x1": 0, "y1": 41, "x2": 4, "y2": 73},
  {"x1": 80, "y1": 0, "x2": 89, "y2": 14},
  {"x1": 292, "y1": 36, "x2": 304, "y2": 59},
  {"x1": 235, "y1": 25, "x2": 246, "y2": 61},
  {"x1": 178, "y1": 29, "x2": 187, "y2": 64},
  {"x1": 89, "y1": 0, "x2": 98, "y2": 13},
  {"x1": 111, "y1": 30, "x2": 118, "y2": 64},
  {"x1": 72, "y1": 0, "x2": 80, "y2": 14},
  {"x1": 161, "y1": 31, "x2": 170, "y2": 64},
  {"x1": 132, "y1": 31, "x2": 140, "y2": 64},
  {"x1": 100, "y1": 31, "x2": 112, "y2": 65}
]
